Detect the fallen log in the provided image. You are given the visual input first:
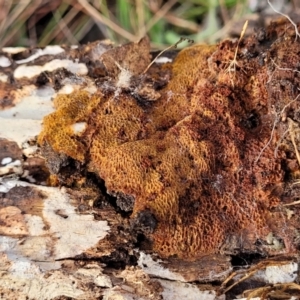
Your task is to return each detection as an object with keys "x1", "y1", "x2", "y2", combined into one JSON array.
[{"x1": 1, "y1": 18, "x2": 300, "y2": 299}]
